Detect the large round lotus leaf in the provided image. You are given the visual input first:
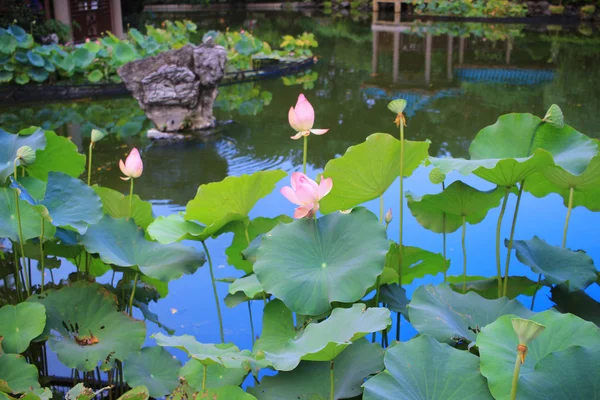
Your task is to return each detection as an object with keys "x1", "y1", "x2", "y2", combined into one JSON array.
[
  {"x1": 0, "y1": 187, "x2": 56, "y2": 243},
  {"x1": 0, "y1": 127, "x2": 46, "y2": 184},
  {"x1": 185, "y1": 170, "x2": 286, "y2": 238},
  {"x1": 28, "y1": 282, "x2": 146, "y2": 371},
  {"x1": 80, "y1": 215, "x2": 205, "y2": 282},
  {"x1": 123, "y1": 347, "x2": 181, "y2": 398},
  {"x1": 406, "y1": 181, "x2": 507, "y2": 233},
  {"x1": 113, "y1": 42, "x2": 137, "y2": 64},
  {"x1": 0, "y1": 354, "x2": 40, "y2": 394},
  {"x1": 526, "y1": 154, "x2": 600, "y2": 211},
  {"x1": 116, "y1": 386, "x2": 149, "y2": 400},
  {"x1": 200, "y1": 386, "x2": 256, "y2": 400},
  {"x1": 147, "y1": 213, "x2": 205, "y2": 244},
  {"x1": 319, "y1": 133, "x2": 430, "y2": 213},
  {"x1": 92, "y1": 186, "x2": 154, "y2": 230},
  {"x1": 0, "y1": 303, "x2": 46, "y2": 354},
  {"x1": 249, "y1": 339, "x2": 384, "y2": 400},
  {"x1": 13, "y1": 173, "x2": 102, "y2": 234},
  {"x1": 409, "y1": 284, "x2": 532, "y2": 344},
  {"x1": 519, "y1": 346, "x2": 600, "y2": 399},
  {"x1": 181, "y1": 359, "x2": 248, "y2": 390},
  {"x1": 477, "y1": 311, "x2": 600, "y2": 400},
  {"x1": 253, "y1": 299, "x2": 390, "y2": 371},
  {"x1": 447, "y1": 275, "x2": 539, "y2": 299},
  {"x1": 511, "y1": 236, "x2": 597, "y2": 291},
  {"x1": 0, "y1": 33, "x2": 17, "y2": 55},
  {"x1": 430, "y1": 113, "x2": 598, "y2": 187},
  {"x1": 363, "y1": 335, "x2": 493, "y2": 400},
  {"x1": 254, "y1": 208, "x2": 388, "y2": 315},
  {"x1": 228, "y1": 274, "x2": 263, "y2": 299},
  {"x1": 26, "y1": 130, "x2": 85, "y2": 181},
  {"x1": 384, "y1": 242, "x2": 449, "y2": 284}
]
